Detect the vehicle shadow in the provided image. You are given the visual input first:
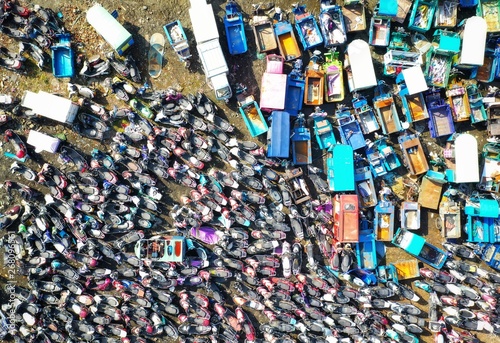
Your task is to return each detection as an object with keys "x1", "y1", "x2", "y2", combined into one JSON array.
[{"x1": 123, "y1": 21, "x2": 155, "y2": 88}]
